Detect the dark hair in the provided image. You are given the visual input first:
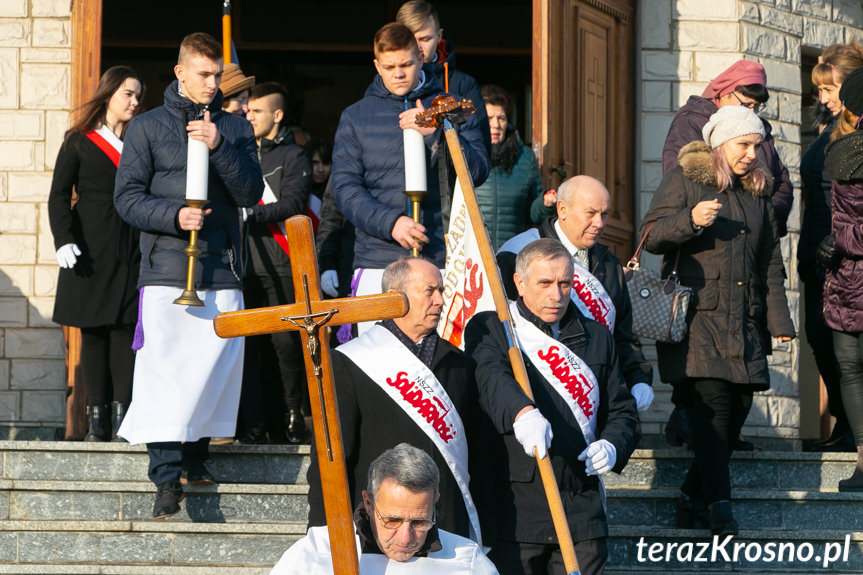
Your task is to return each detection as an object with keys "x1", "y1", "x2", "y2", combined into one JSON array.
[
  {"x1": 178, "y1": 32, "x2": 222, "y2": 64},
  {"x1": 71, "y1": 65, "x2": 143, "y2": 137},
  {"x1": 374, "y1": 22, "x2": 421, "y2": 60},
  {"x1": 304, "y1": 139, "x2": 332, "y2": 165},
  {"x1": 737, "y1": 83, "x2": 769, "y2": 104},
  {"x1": 396, "y1": 0, "x2": 440, "y2": 33},
  {"x1": 250, "y1": 81, "x2": 288, "y2": 115},
  {"x1": 481, "y1": 84, "x2": 512, "y2": 118}
]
